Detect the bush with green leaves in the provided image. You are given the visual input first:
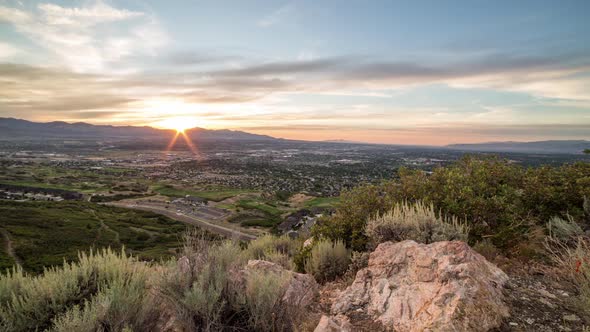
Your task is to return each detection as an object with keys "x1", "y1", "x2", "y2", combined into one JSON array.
[
  {"x1": 314, "y1": 156, "x2": 590, "y2": 252},
  {"x1": 365, "y1": 201, "x2": 468, "y2": 247},
  {"x1": 304, "y1": 239, "x2": 350, "y2": 283}
]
